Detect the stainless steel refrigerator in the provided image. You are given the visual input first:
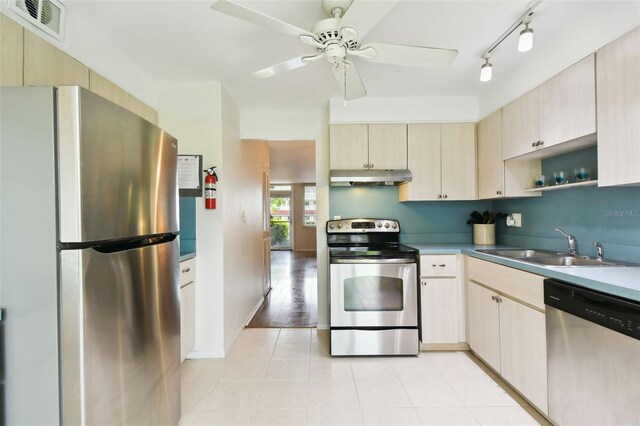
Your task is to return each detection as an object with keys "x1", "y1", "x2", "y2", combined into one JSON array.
[{"x1": 0, "y1": 86, "x2": 181, "y2": 425}]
